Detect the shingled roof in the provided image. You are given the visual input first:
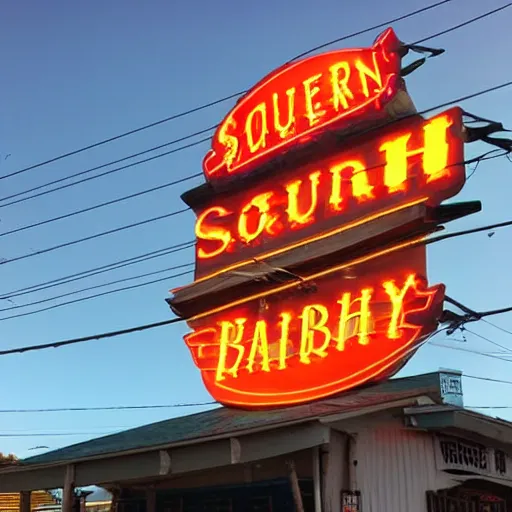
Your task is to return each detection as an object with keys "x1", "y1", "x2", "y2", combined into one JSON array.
[{"x1": 21, "y1": 371, "x2": 451, "y2": 467}]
